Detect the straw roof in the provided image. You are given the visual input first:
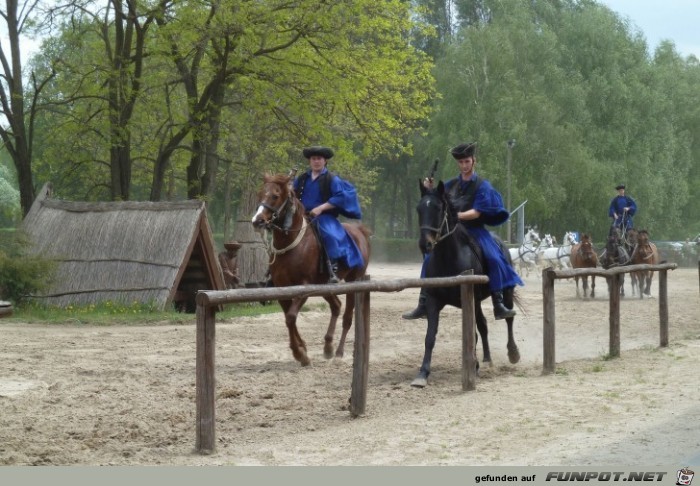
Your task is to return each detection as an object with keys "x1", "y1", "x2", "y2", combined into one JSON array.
[{"x1": 22, "y1": 183, "x2": 224, "y2": 311}]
